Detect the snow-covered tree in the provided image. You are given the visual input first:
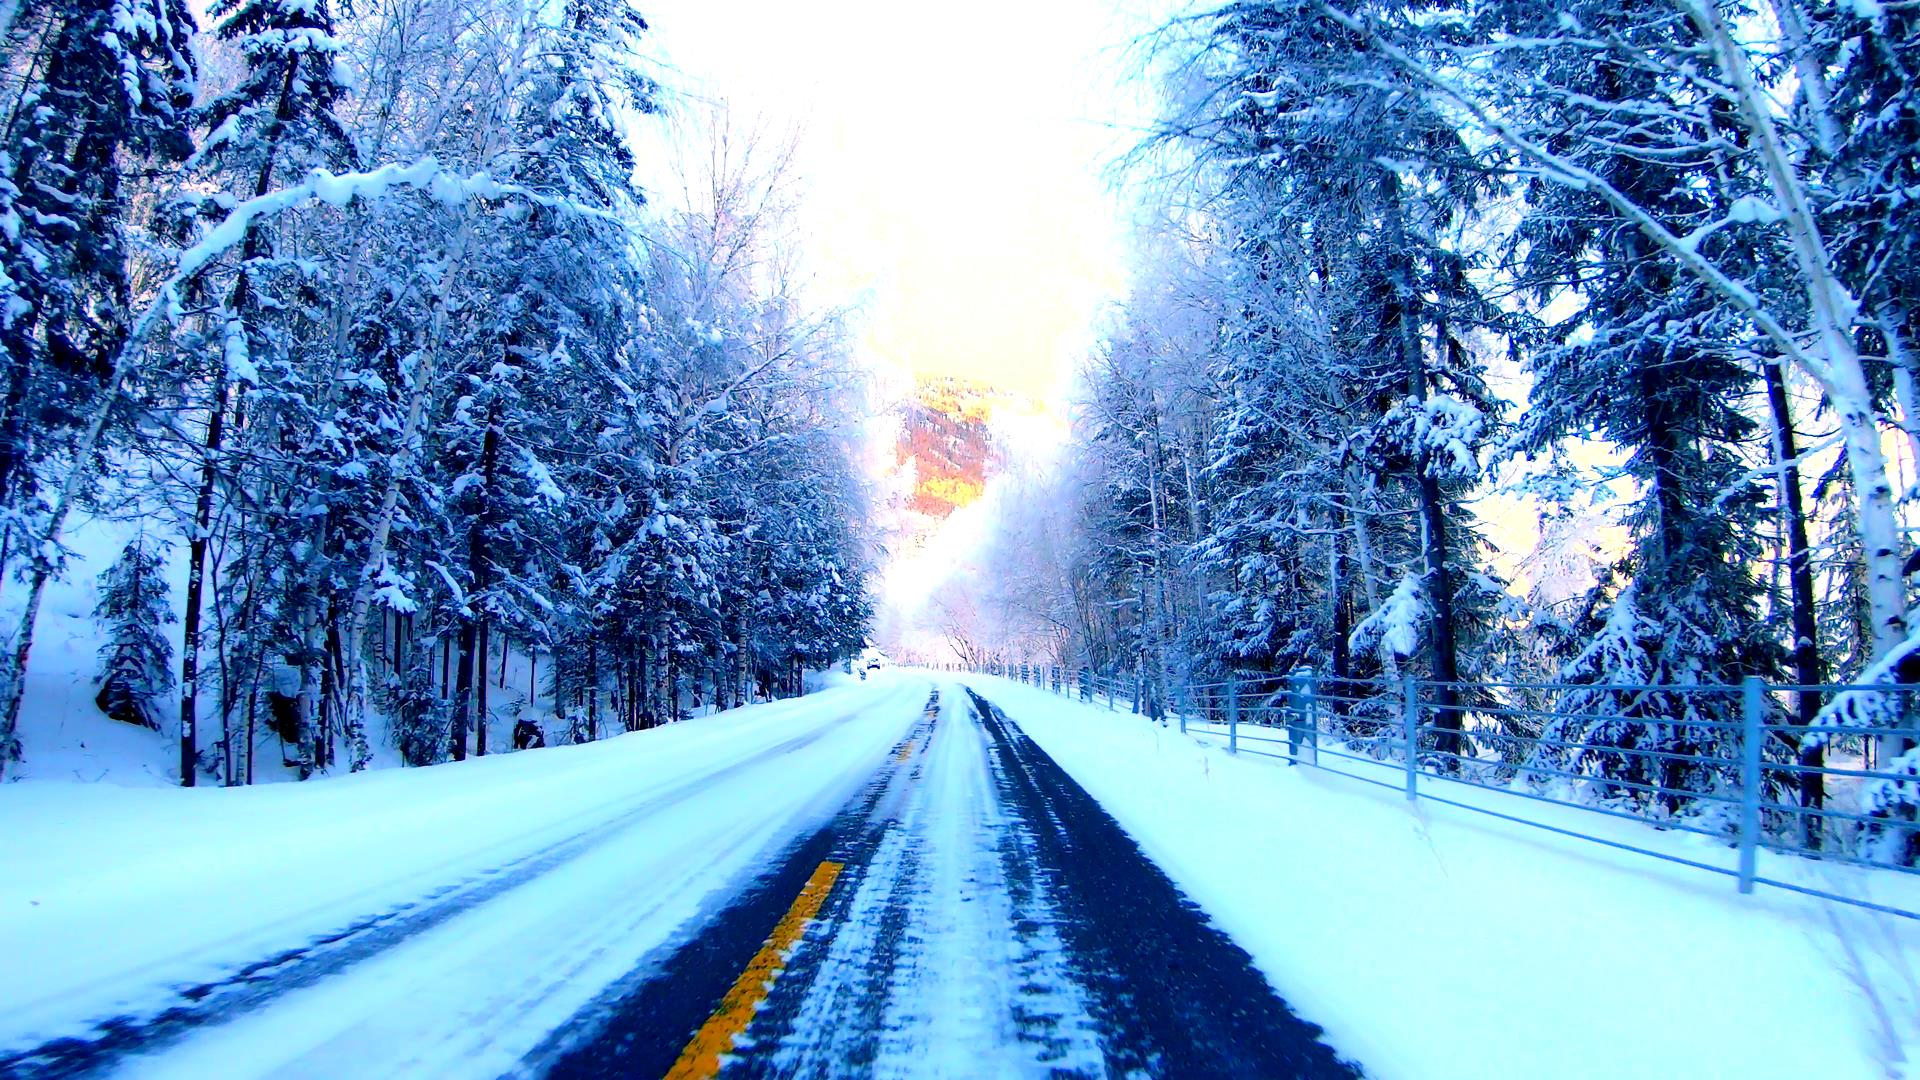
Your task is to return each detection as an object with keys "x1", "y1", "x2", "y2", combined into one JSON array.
[
  {"x1": 93, "y1": 535, "x2": 175, "y2": 731},
  {"x1": 0, "y1": 0, "x2": 196, "y2": 509}
]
